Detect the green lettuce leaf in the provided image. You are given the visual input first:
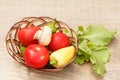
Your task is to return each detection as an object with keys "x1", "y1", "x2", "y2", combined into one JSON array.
[
  {"x1": 73, "y1": 49, "x2": 89, "y2": 64},
  {"x1": 73, "y1": 40, "x2": 90, "y2": 64},
  {"x1": 73, "y1": 25, "x2": 116, "y2": 76},
  {"x1": 78, "y1": 25, "x2": 116, "y2": 46},
  {"x1": 90, "y1": 47, "x2": 110, "y2": 76}
]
